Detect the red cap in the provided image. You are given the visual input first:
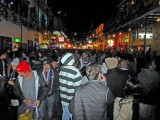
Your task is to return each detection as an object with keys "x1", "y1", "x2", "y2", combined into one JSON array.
[{"x1": 16, "y1": 60, "x2": 31, "y2": 72}]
